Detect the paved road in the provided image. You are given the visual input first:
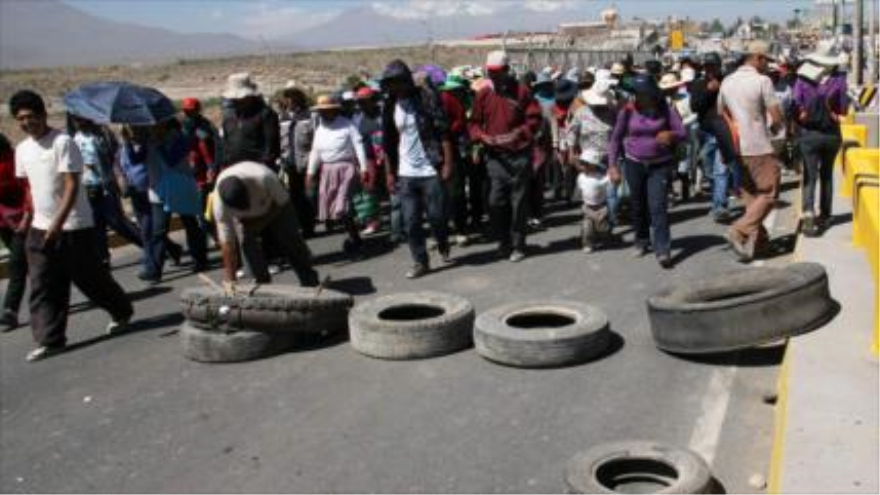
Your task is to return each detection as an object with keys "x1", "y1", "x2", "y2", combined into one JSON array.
[{"x1": 0, "y1": 185, "x2": 797, "y2": 493}]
